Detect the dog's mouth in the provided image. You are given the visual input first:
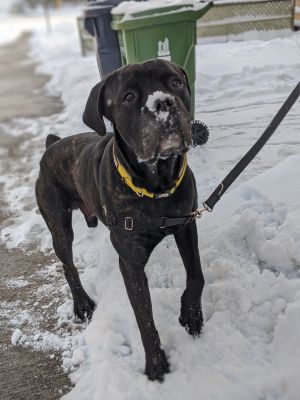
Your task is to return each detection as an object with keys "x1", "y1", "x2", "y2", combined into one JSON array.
[
  {"x1": 137, "y1": 120, "x2": 192, "y2": 163},
  {"x1": 158, "y1": 135, "x2": 190, "y2": 159},
  {"x1": 137, "y1": 131, "x2": 191, "y2": 164}
]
